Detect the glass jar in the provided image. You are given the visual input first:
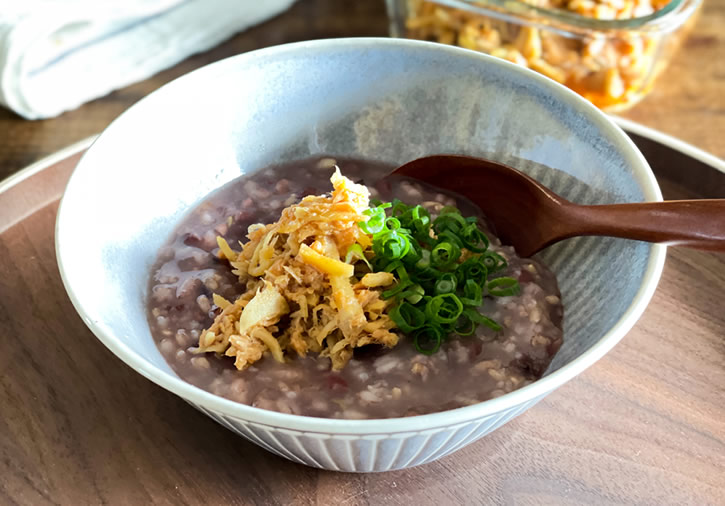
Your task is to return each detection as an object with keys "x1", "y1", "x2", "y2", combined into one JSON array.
[{"x1": 386, "y1": 0, "x2": 702, "y2": 111}]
